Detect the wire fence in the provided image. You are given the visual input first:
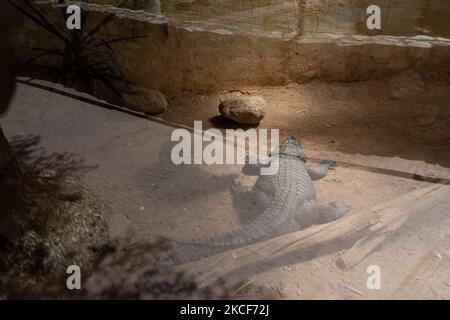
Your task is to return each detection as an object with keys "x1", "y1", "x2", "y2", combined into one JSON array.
[{"x1": 80, "y1": 0, "x2": 450, "y2": 38}]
